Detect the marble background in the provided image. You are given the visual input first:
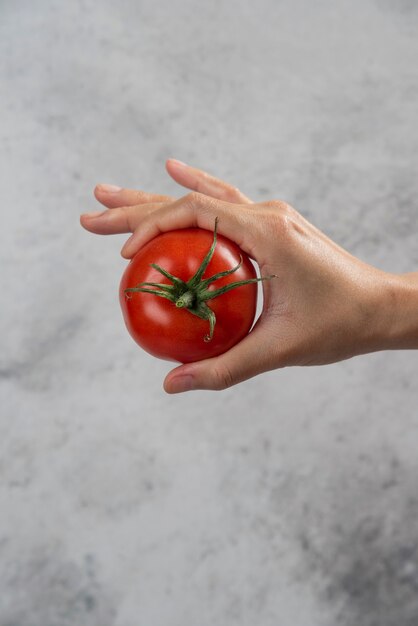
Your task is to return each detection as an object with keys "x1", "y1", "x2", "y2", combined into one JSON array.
[{"x1": 1, "y1": 0, "x2": 418, "y2": 624}]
